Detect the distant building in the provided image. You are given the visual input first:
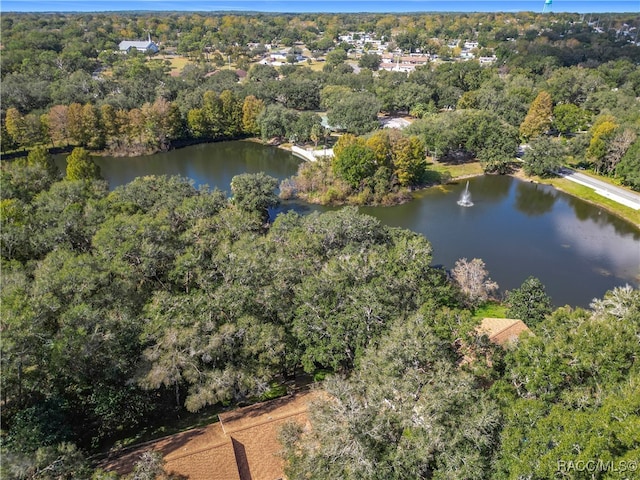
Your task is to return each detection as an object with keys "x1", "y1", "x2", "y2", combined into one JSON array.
[
  {"x1": 258, "y1": 50, "x2": 307, "y2": 66},
  {"x1": 118, "y1": 34, "x2": 159, "y2": 54},
  {"x1": 479, "y1": 55, "x2": 498, "y2": 65},
  {"x1": 379, "y1": 54, "x2": 432, "y2": 72}
]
